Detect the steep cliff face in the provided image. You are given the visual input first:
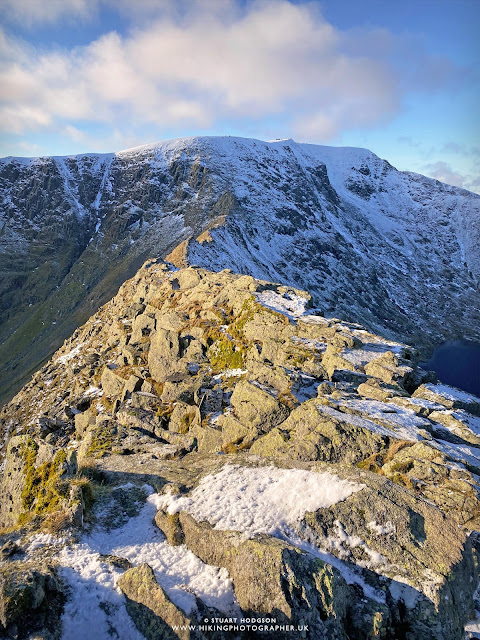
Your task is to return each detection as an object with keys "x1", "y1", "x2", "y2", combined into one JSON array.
[
  {"x1": 1, "y1": 263, "x2": 480, "y2": 640},
  {"x1": 1, "y1": 136, "x2": 479, "y2": 406},
  {"x1": 0, "y1": 142, "x2": 233, "y2": 404}
]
